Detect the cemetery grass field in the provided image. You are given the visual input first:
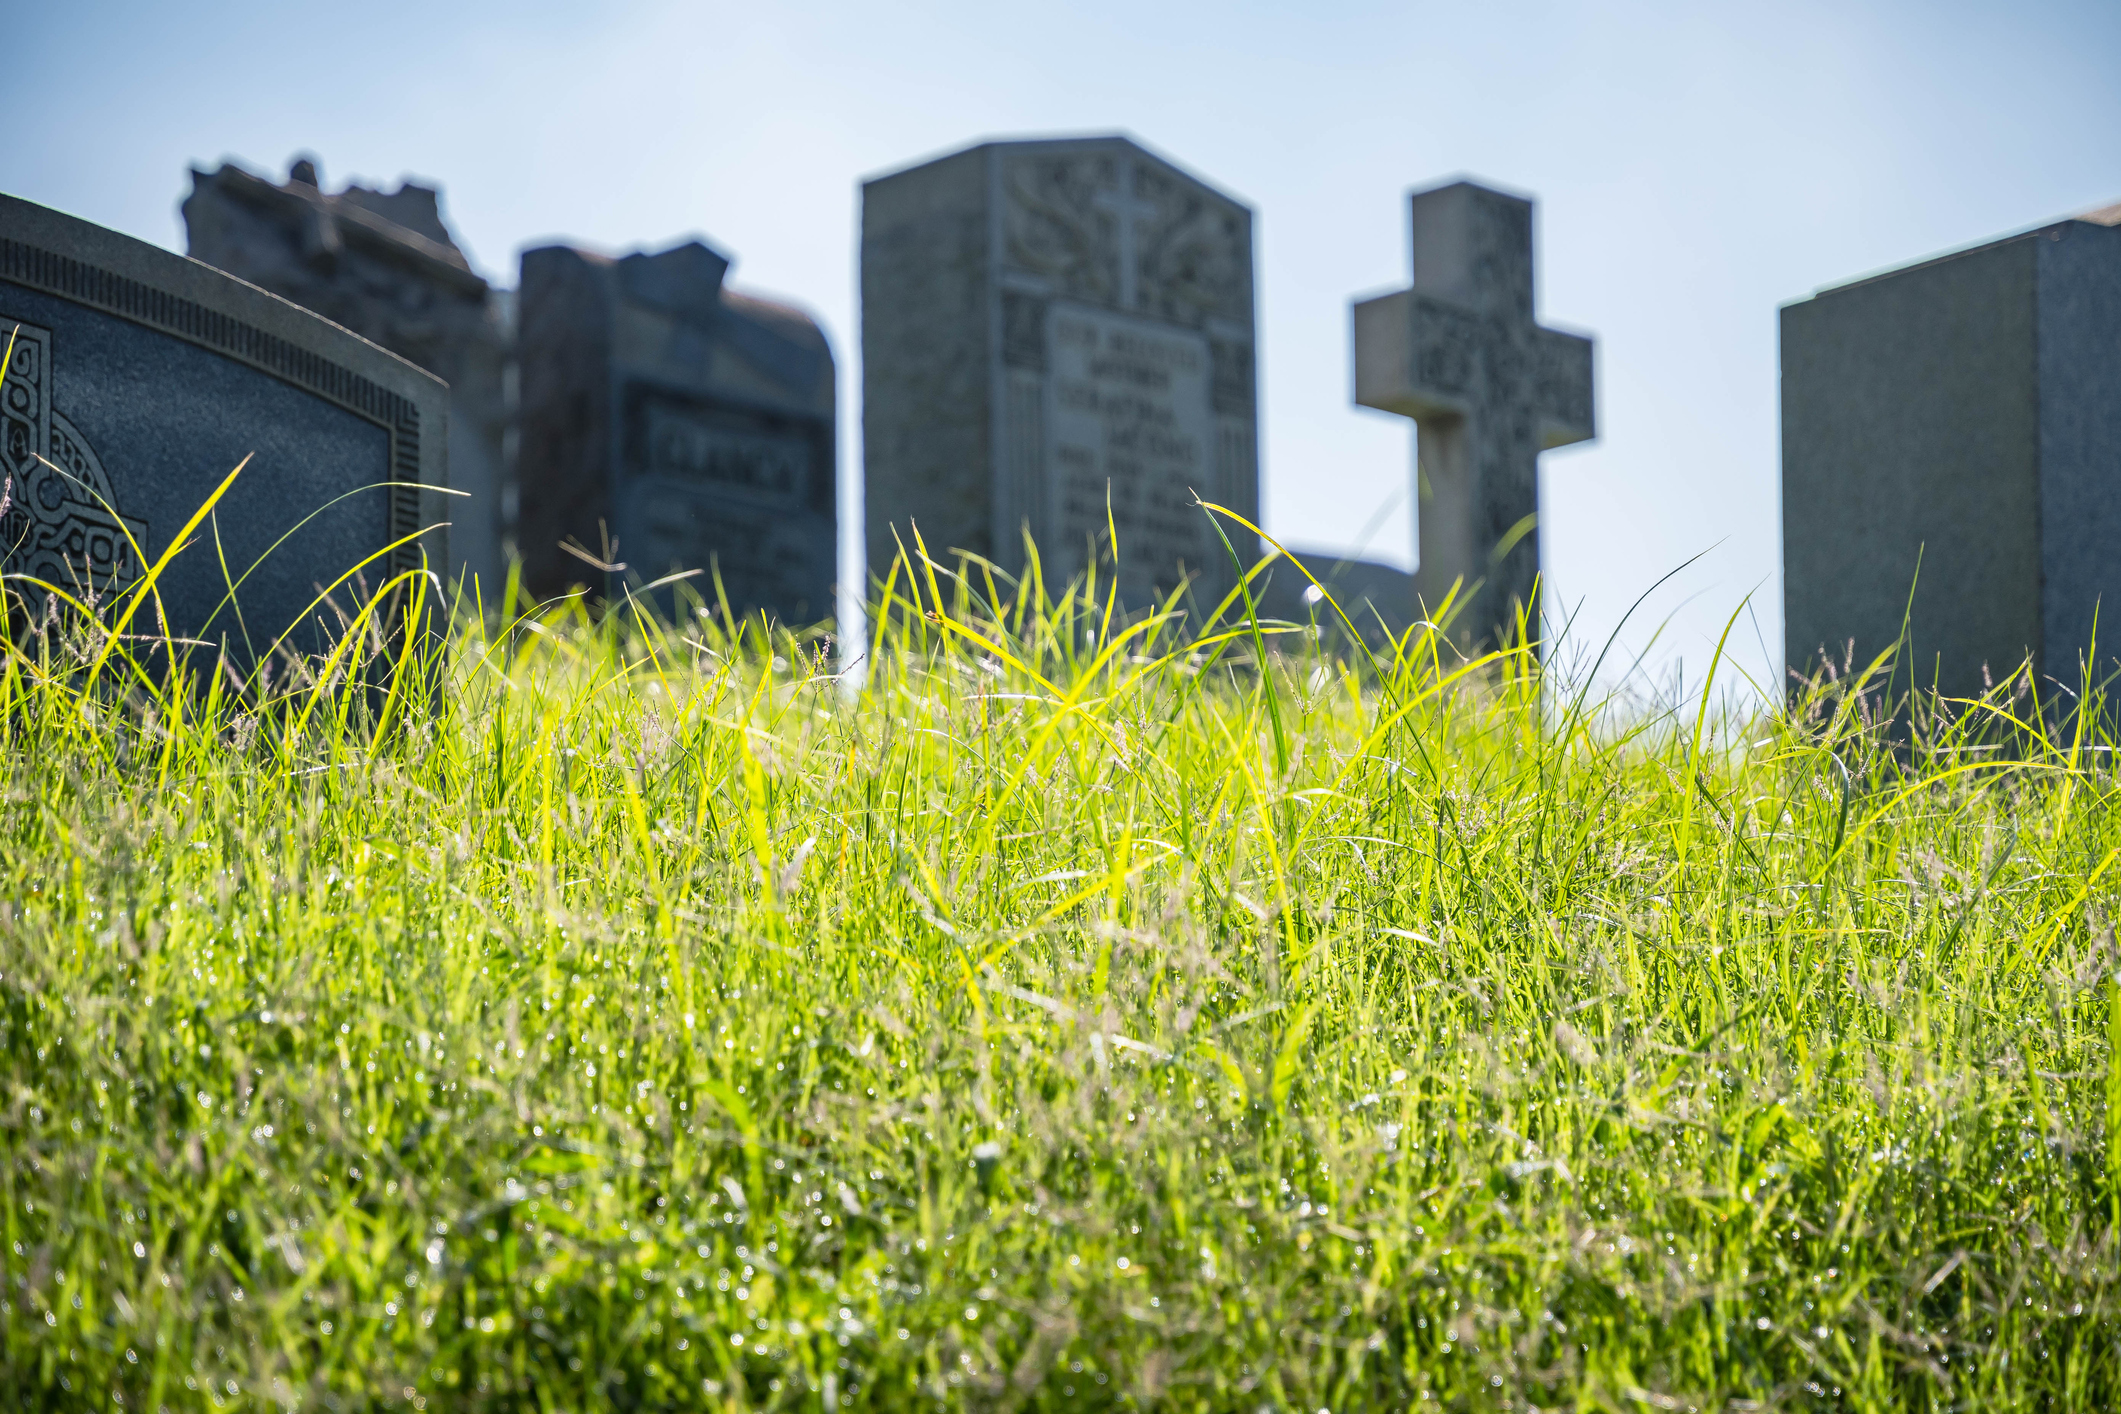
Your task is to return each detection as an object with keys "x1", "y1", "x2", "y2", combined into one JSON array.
[{"x1": 6, "y1": 527, "x2": 2121, "y2": 1413}]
